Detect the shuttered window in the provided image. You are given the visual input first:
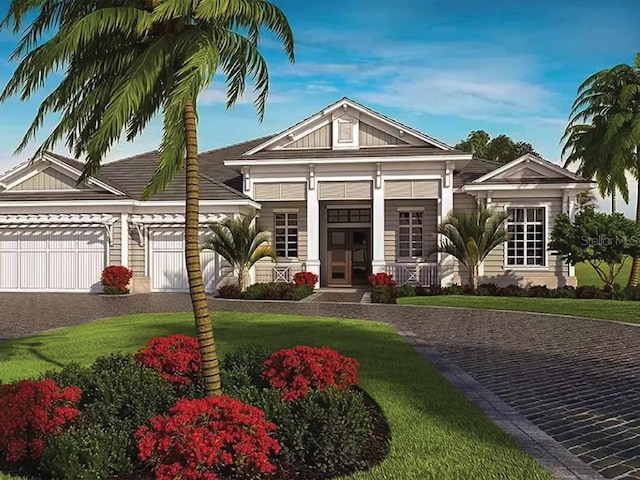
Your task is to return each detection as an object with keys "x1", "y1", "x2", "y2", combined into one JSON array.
[{"x1": 274, "y1": 213, "x2": 298, "y2": 258}]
